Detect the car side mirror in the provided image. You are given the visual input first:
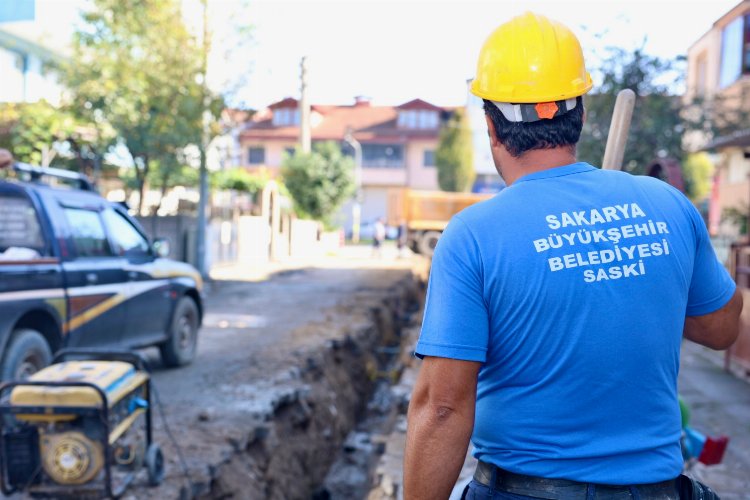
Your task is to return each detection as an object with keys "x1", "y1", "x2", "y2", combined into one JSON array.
[{"x1": 152, "y1": 238, "x2": 170, "y2": 258}]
